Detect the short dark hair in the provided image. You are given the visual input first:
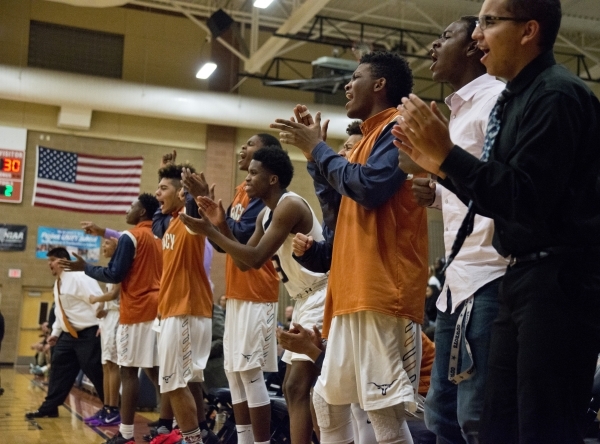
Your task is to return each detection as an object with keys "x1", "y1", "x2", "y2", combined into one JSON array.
[
  {"x1": 47, "y1": 247, "x2": 71, "y2": 260},
  {"x1": 252, "y1": 146, "x2": 294, "y2": 189},
  {"x1": 505, "y1": 0, "x2": 561, "y2": 50},
  {"x1": 459, "y1": 16, "x2": 479, "y2": 43},
  {"x1": 256, "y1": 133, "x2": 282, "y2": 149},
  {"x1": 359, "y1": 51, "x2": 413, "y2": 106},
  {"x1": 346, "y1": 121, "x2": 362, "y2": 136},
  {"x1": 158, "y1": 163, "x2": 195, "y2": 187},
  {"x1": 138, "y1": 192, "x2": 160, "y2": 217}
]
